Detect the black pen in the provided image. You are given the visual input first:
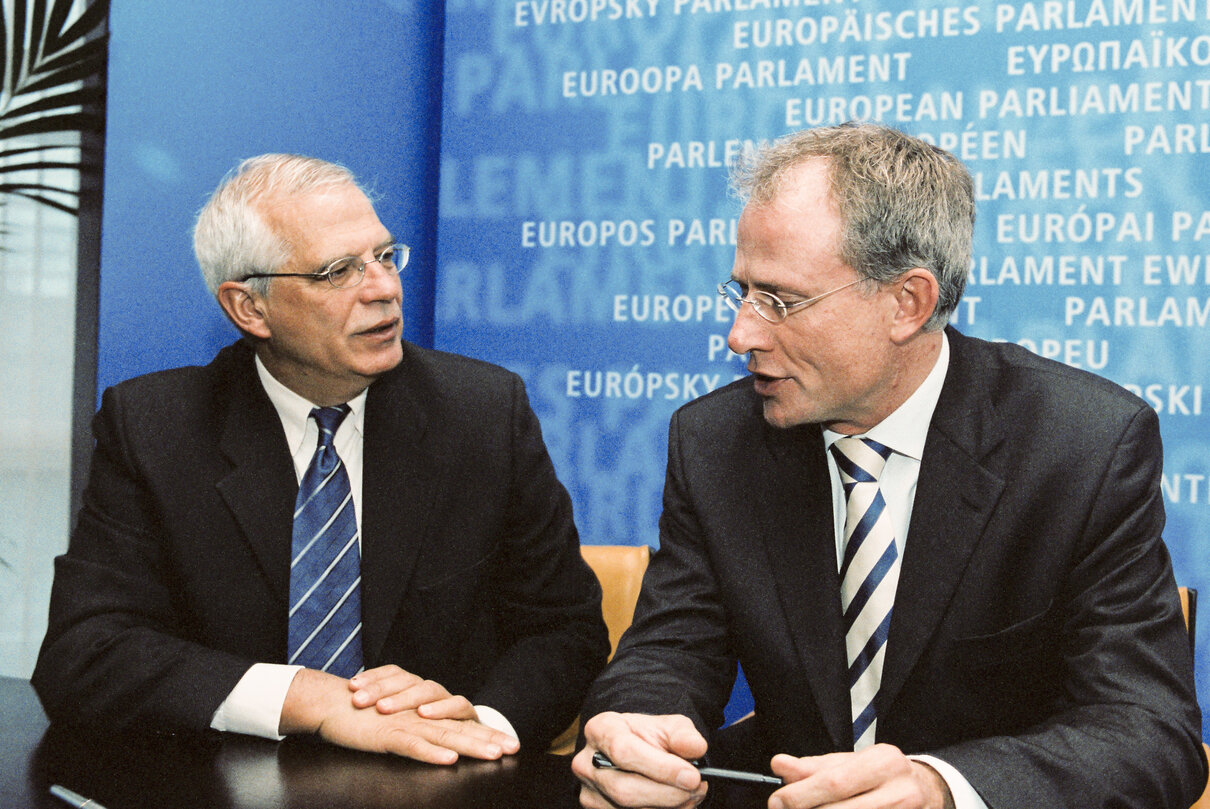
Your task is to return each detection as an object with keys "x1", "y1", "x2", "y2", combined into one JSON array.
[
  {"x1": 592, "y1": 751, "x2": 784, "y2": 786},
  {"x1": 49, "y1": 785, "x2": 109, "y2": 809}
]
